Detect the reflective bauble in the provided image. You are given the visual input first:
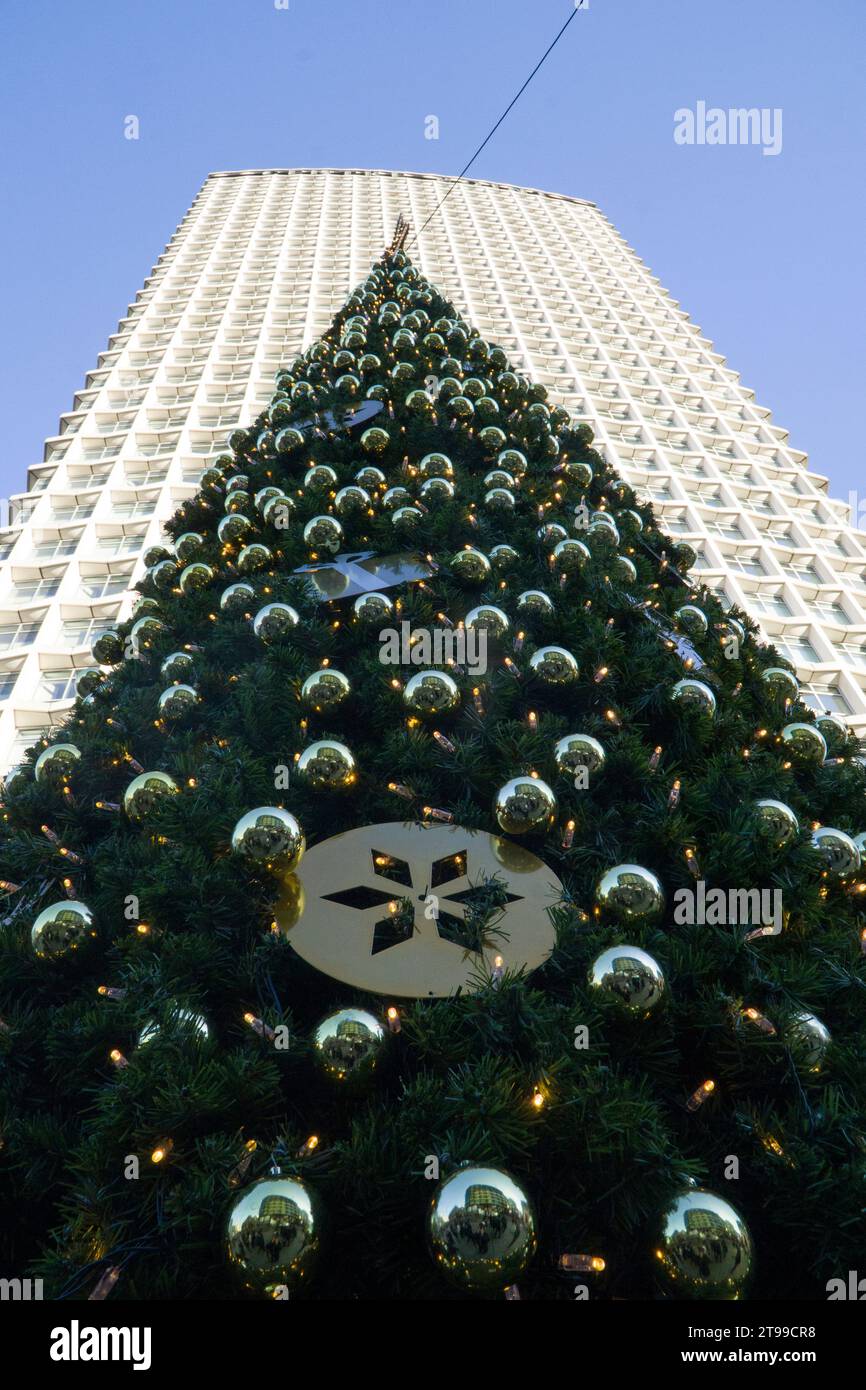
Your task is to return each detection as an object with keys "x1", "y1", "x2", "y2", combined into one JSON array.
[
  {"x1": 75, "y1": 667, "x2": 103, "y2": 697},
  {"x1": 494, "y1": 776, "x2": 558, "y2": 835},
  {"x1": 304, "y1": 464, "x2": 338, "y2": 492},
  {"x1": 811, "y1": 826, "x2": 861, "y2": 876},
  {"x1": 595, "y1": 863, "x2": 665, "y2": 923},
  {"x1": 34, "y1": 743, "x2": 81, "y2": 784},
  {"x1": 464, "y1": 604, "x2": 510, "y2": 639},
  {"x1": 312, "y1": 1007, "x2": 386, "y2": 1087},
  {"x1": 553, "y1": 733, "x2": 606, "y2": 780},
  {"x1": 160, "y1": 650, "x2": 195, "y2": 683},
  {"x1": 237, "y1": 543, "x2": 272, "y2": 574},
  {"x1": 489, "y1": 544, "x2": 519, "y2": 571},
  {"x1": 31, "y1": 900, "x2": 96, "y2": 959},
  {"x1": 123, "y1": 770, "x2": 180, "y2": 821},
  {"x1": 655, "y1": 1189, "x2": 754, "y2": 1300},
  {"x1": 334, "y1": 485, "x2": 370, "y2": 517},
  {"x1": 671, "y1": 679, "x2": 717, "y2": 717},
  {"x1": 516, "y1": 589, "x2": 554, "y2": 618},
  {"x1": 552, "y1": 538, "x2": 590, "y2": 574},
  {"x1": 295, "y1": 740, "x2": 357, "y2": 791},
  {"x1": 220, "y1": 582, "x2": 255, "y2": 614},
  {"x1": 450, "y1": 548, "x2": 491, "y2": 583},
  {"x1": 360, "y1": 426, "x2": 390, "y2": 455},
  {"x1": 588, "y1": 944, "x2": 666, "y2": 1016},
  {"x1": 225, "y1": 1174, "x2": 322, "y2": 1296},
  {"x1": 754, "y1": 798, "x2": 799, "y2": 846},
  {"x1": 427, "y1": 1166, "x2": 536, "y2": 1293},
  {"x1": 353, "y1": 591, "x2": 394, "y2": 624},
  {"x1": 231, "y1": 806, "x2": 305, "y2": 872},
  {"x1": 780, "y1": 723, "x2": 827, "y2": 764},
  {"x1": 762, "y1": 666, "x2": 800, "y2": 700},
  {"x1": 253, "y1": 603, "x2": 300, "y2": 643},
  {"x1": 158, "y1": 684, "x2": 199, "y2": 720},
  {"x1": 92, "y1": 629, "x2": 124, "y2": 664},
  {"x1": 403, "y1": 670, "x2": 461, "y2": 717},
  {"x1": 179, "y1": 562, "x2": 214, "y2": 594},
  {"x1": 674, "y1": 605, "x2": 708, "y2": 637},
  {"x1": 528, "y1": 646, "x2": 579, "y2": 686},
  {"x1": 785, "y1": 1009, "x2": 831, "y2": 1072},
  {"x1": 303, "y1": 515, "x2": 343, "y2": 555},
  {"x1": 300, "y1": 668, "x2": 352, "y2": 712}
]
